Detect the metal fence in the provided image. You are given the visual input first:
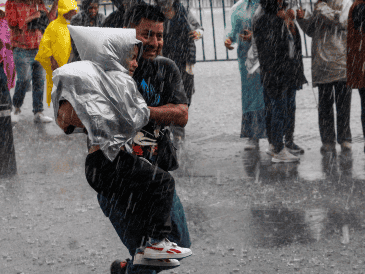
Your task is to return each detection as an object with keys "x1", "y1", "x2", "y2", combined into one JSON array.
[{"x1": 95, "y1": 0, "x2": 315, "y2": 62}]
